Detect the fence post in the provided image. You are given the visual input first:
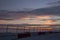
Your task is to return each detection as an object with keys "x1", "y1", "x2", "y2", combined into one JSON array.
[{"x1": 6, "y1": 24, "x2": 8, "y2": 33}]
